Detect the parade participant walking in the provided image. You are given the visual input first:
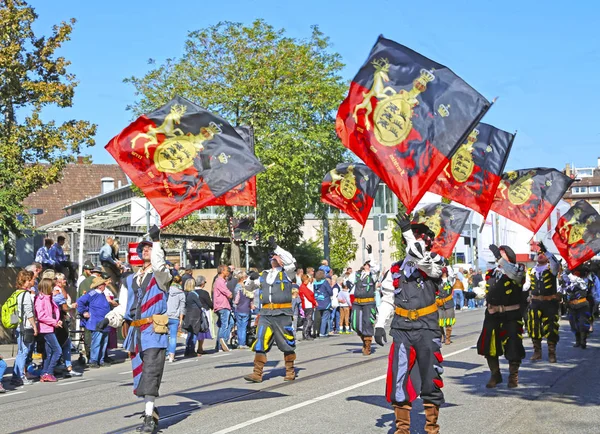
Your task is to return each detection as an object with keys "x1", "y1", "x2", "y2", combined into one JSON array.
[
  {"x1": 213, "y1": 265, "x2": 233, "y2": 352},
  {"x1": 244, "y1": 236, "x2": 297, "y2": 383},
  {"x1": 96, "y1": 225, "x2": 172, "y2": 433},
  {"x1": 351, "y1": 244, "x2": 379, "y2": 356},
  {"x1": 377, "y1": 213, "x2": 445, "y2": 434},
  {"x1": 298, "y1": 274, "x2": 316, "y2": 340},
  {"x1": 437, "y1": 267, "x2": 456, "y2": 345},
  {"x1": 477, "y1": 244, "x2": 526, "y2": 389},
  {"x1": 527, "y1": 241, "x2": 561, "y2": 362},
  {"x1": 563, "y1": 267, "x2": 593, "y2": 349}
]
